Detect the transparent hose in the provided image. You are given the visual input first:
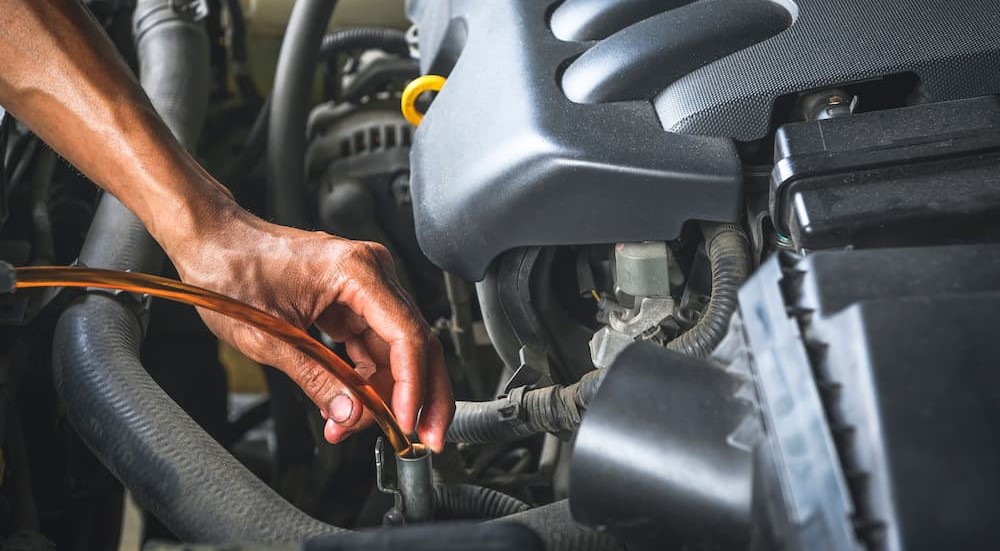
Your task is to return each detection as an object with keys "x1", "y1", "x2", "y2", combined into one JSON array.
[{"x1": 10, "y1": 265, "x2": 414, "y2": 456}]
